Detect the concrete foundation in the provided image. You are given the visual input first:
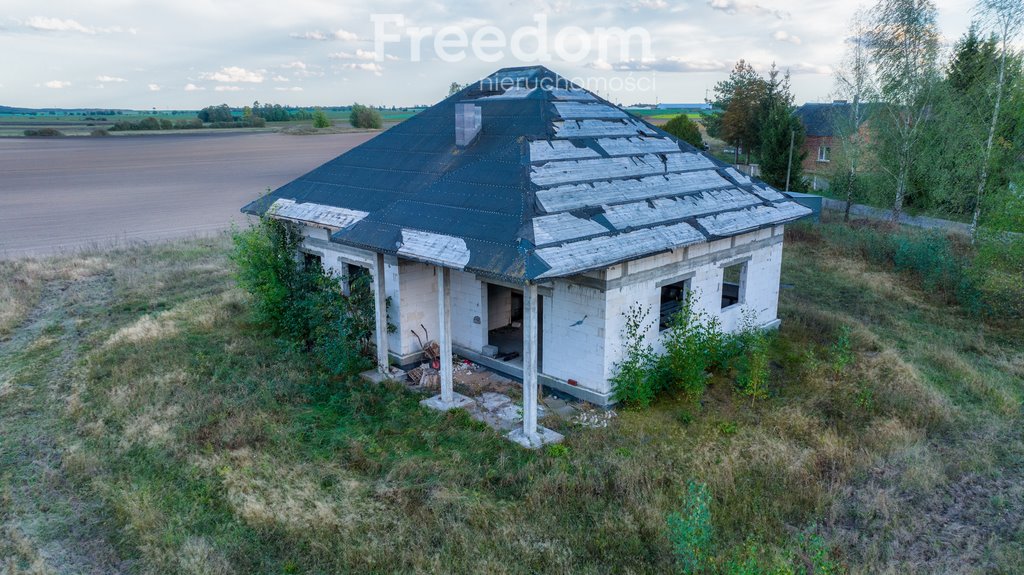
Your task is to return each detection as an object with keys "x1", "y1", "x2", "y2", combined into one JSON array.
[
  {"x1": 507, "y1": 426, "x2": 564, "y2": 449},
  {"x1": 420, "y1": 392, "x2": 475, "y2": 411}
]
